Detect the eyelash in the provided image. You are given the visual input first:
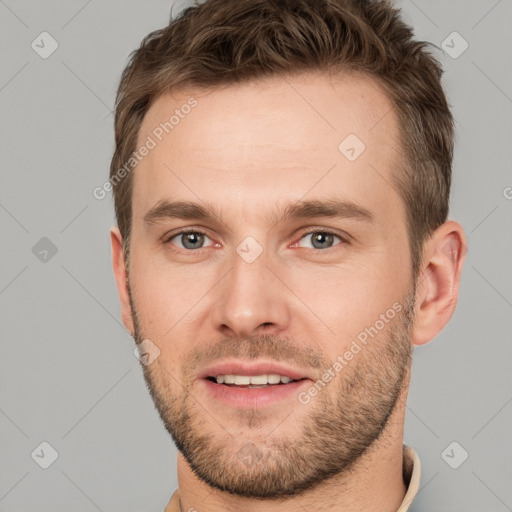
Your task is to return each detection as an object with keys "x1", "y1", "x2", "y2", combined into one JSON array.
[{"x1": 162, "y1": 228, "x2": 348, "y2": 252}]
